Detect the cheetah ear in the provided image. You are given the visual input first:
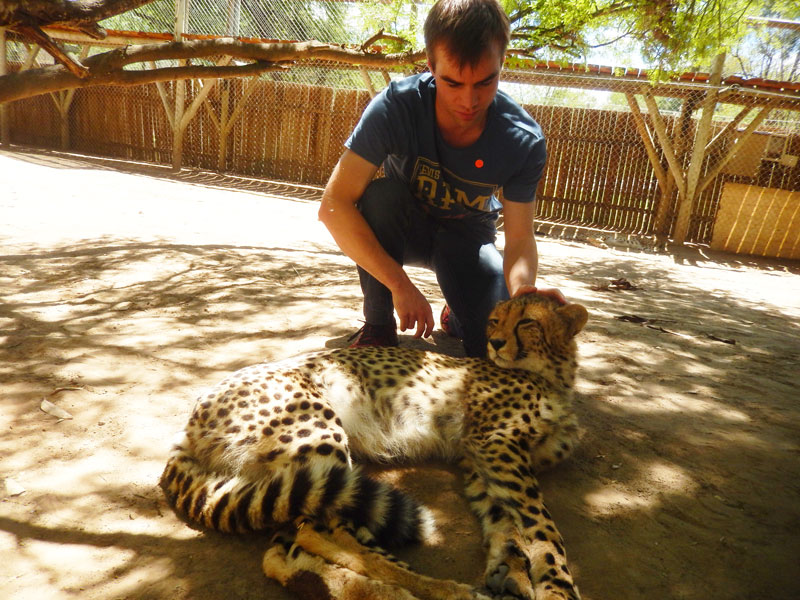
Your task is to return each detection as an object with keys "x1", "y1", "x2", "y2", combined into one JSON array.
[{"x1": 555, "y1": 303, "x2": 588, "y2": 338}]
